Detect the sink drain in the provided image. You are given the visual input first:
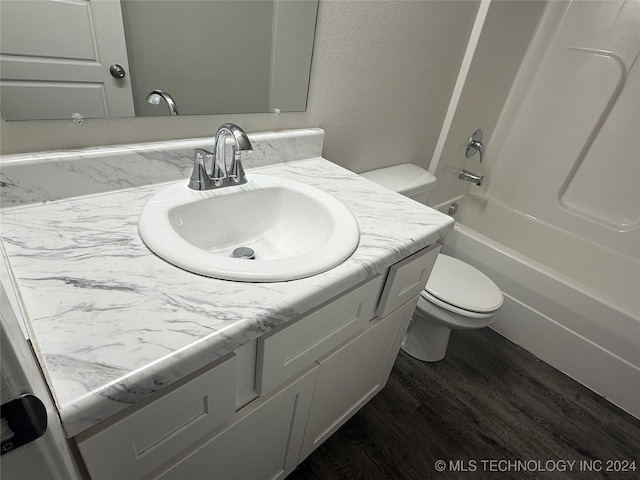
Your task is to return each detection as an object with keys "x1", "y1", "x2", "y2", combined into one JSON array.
[{"x1": 232, "y1": 247, "x2": 255, "y2": 259}]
